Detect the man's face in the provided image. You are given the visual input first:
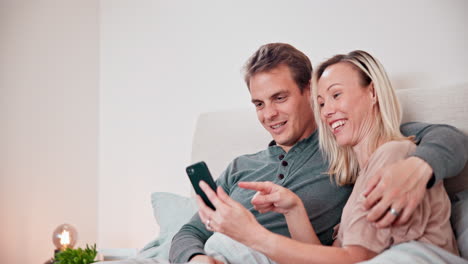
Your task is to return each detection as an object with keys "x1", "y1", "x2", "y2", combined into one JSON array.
[{"x1": 249, "y1": 65, "x2": 316, "y2": 152}]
